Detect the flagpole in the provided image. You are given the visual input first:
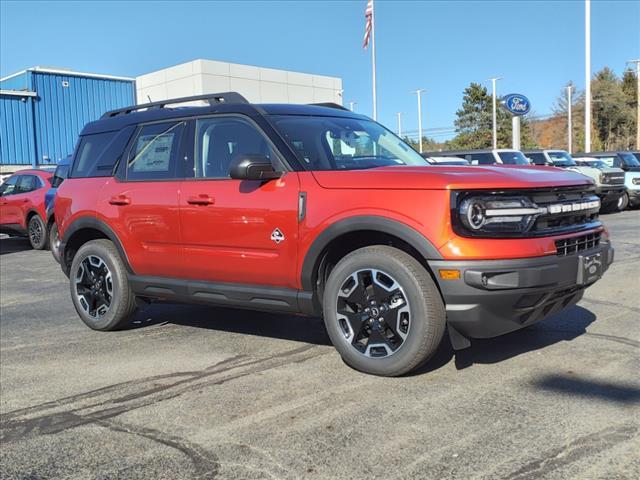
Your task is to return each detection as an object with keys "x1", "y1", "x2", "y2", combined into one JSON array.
[{"x1": 371, "y1": 0, "x2": 377, "y2": 120}]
